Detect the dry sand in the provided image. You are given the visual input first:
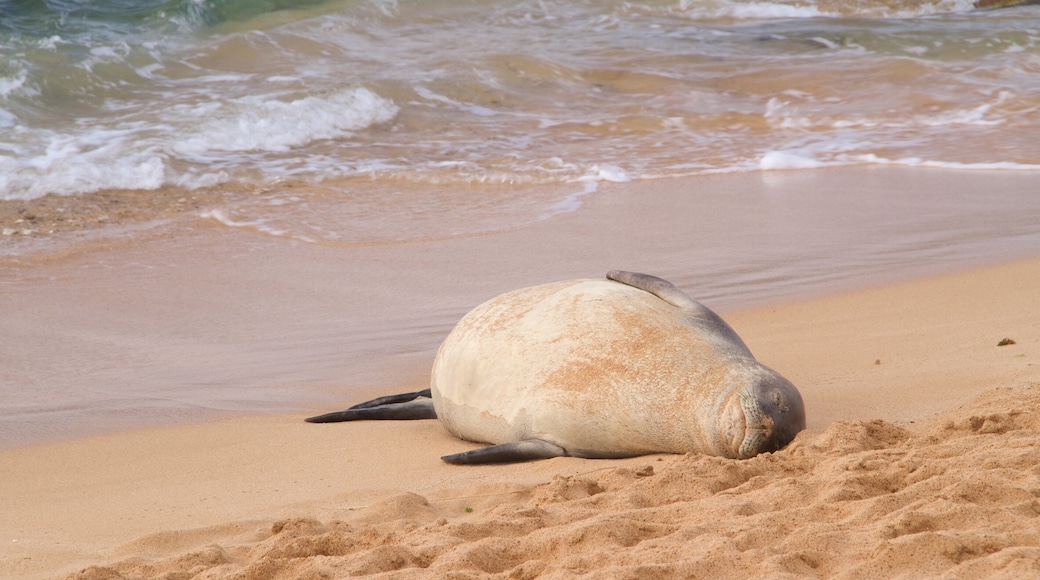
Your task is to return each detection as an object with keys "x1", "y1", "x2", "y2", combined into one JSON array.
[
  {"x1": 1, "y1": 167, "x2": 1039, "y2": 578},
  {"x1": 1, "y1": 255, "x2": 1038, "y2": 579}
]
